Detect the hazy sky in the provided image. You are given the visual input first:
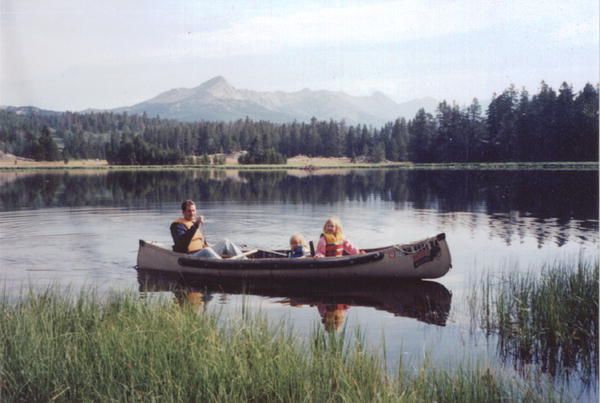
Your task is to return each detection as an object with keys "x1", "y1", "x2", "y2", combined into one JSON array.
[{"x1": 1, "y1": 0, "x2": 598, "y2": 110}]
